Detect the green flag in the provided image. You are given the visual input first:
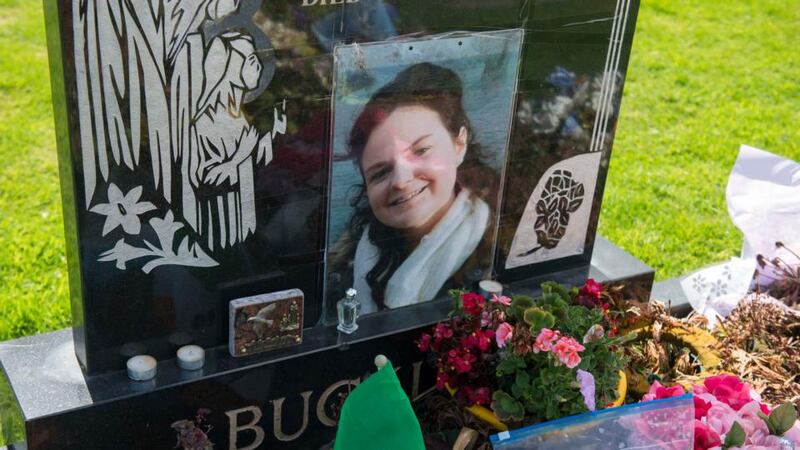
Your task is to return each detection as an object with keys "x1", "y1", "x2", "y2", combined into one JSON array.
[{"x1": 334, "y1": 361, "x2": 425, "y2": 450}]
